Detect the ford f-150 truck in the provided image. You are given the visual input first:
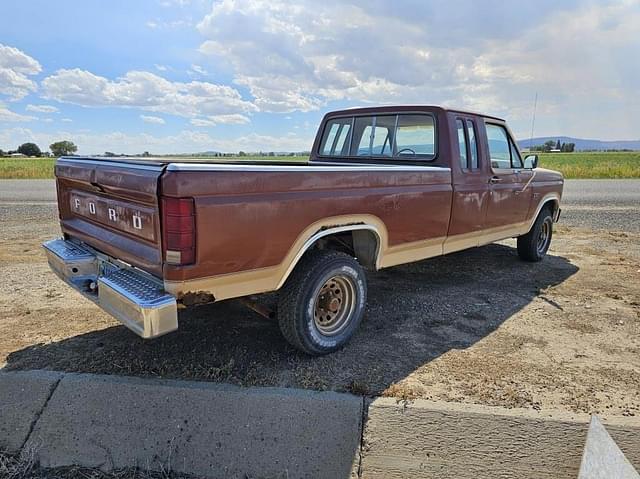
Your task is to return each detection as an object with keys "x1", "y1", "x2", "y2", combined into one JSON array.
[{"x1": 43, "y1": 105, "x2": 563, "y2": 355}]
